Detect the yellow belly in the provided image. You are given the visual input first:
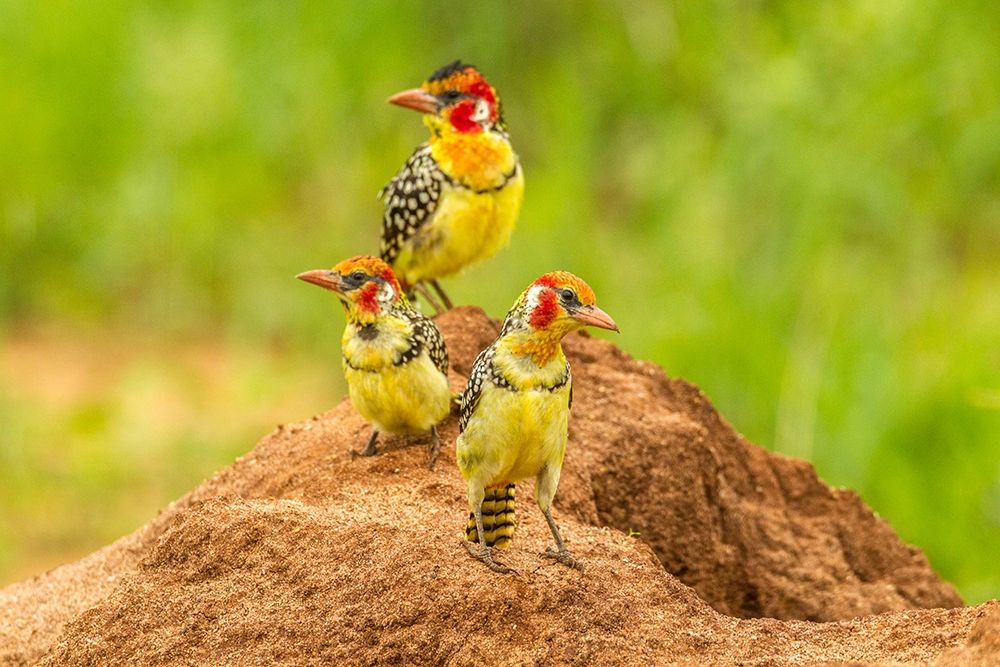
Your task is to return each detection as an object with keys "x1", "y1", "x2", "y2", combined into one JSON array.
[
  {"x1": 344, "y1": 353, "x2": 451, "y2": 435},
  {"x1": 456, "y1": 381, "x2": 570, "y2": 488},
  {"x1": 393, "y1": 171, "x2": 524, "y2": 286}
]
